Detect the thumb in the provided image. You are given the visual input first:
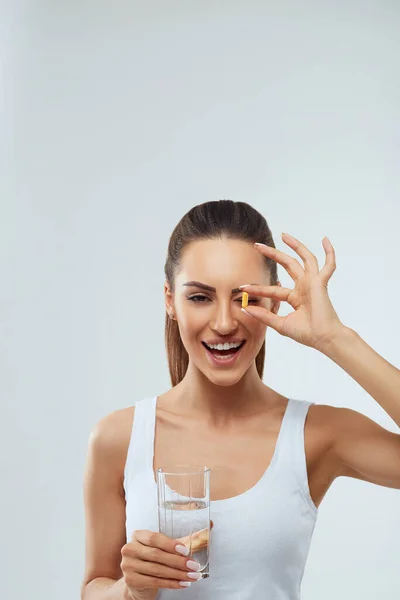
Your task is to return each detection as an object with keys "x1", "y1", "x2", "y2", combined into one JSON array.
[
  {"x1": 241, "y1": 306, "x2": 283, "y2": 333},
  {"x1": 174, "y1": 520, "x2": 214, "y2": 552}
]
